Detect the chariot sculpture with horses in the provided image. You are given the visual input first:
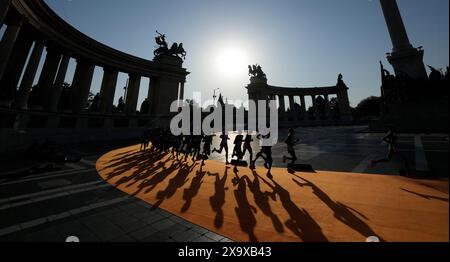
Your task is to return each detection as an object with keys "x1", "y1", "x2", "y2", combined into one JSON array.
[
  {"x1": 248, "y1": 64, "x2": 267, "y2": 79},
  {"x1": 154, "y1": 31, "x2": 187, "y2": 60}
]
